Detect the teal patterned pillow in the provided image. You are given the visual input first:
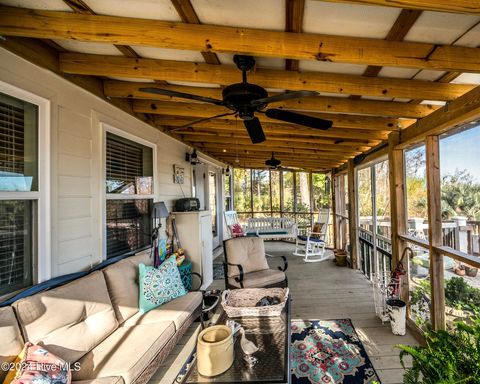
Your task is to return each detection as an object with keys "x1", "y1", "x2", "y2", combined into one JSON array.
[{"x1": 138, "y1": 256, "x2": 187, "y2": 314}]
